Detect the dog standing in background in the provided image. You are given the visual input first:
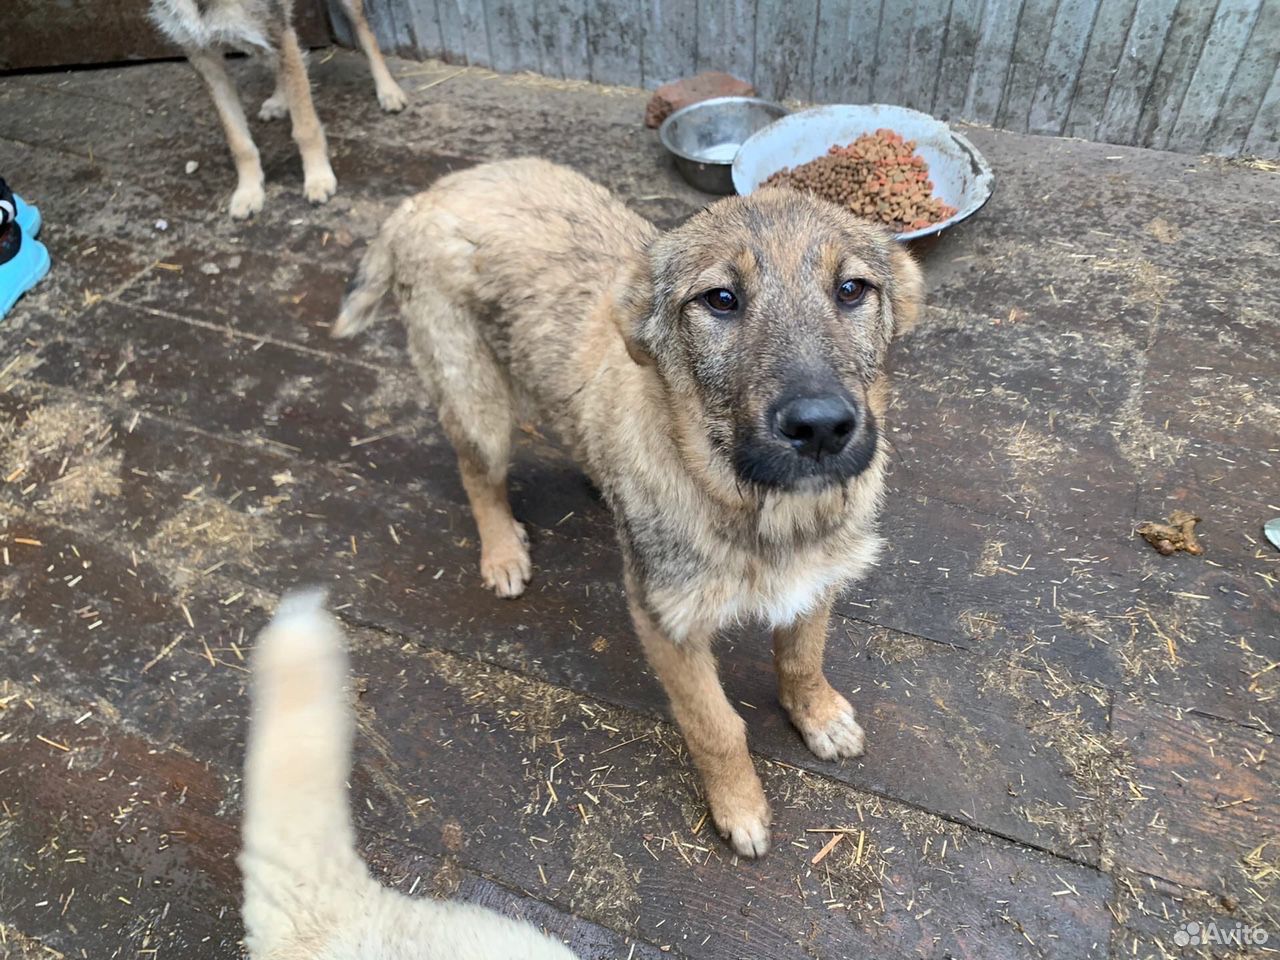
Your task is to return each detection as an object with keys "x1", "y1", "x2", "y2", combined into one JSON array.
[
  {"x1": 149, "y1": 0, "x2": 407, "y2": 218},
  {"x1": 241, "y1": 590, "x2": 579, "y2": 959},
  {"x1": 334, "y1": 159, "x2": 922, "y2": 858}
]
